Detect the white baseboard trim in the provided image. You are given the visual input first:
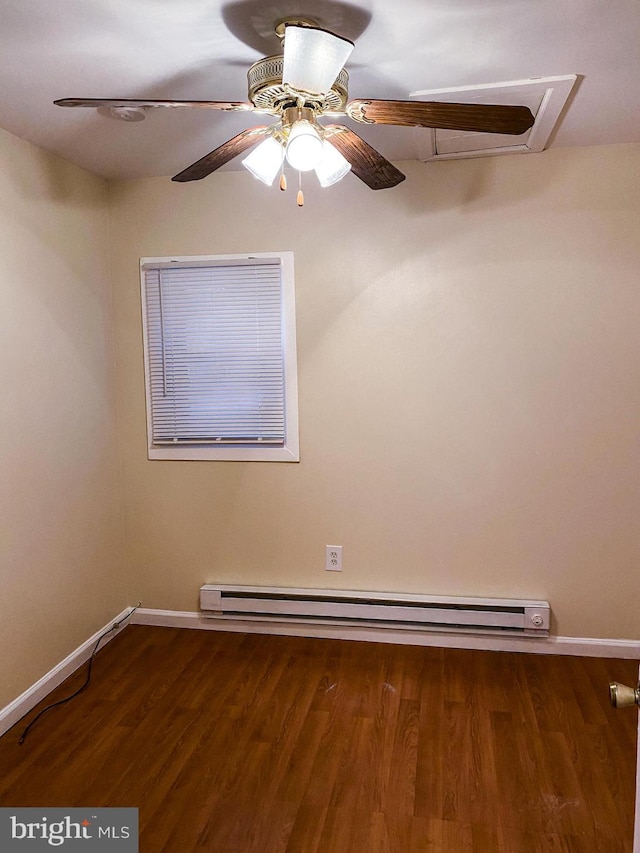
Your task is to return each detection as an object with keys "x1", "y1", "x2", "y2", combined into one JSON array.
[
  {"x1": 130, "y1": 608, "x2": 640, "y2": 659},
  {"x1": 4, "y1": 605, "x2": 635, "y2": 739},
  {"x1": 0, "y1": 608, "x2": 132, "y2": 739}
]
